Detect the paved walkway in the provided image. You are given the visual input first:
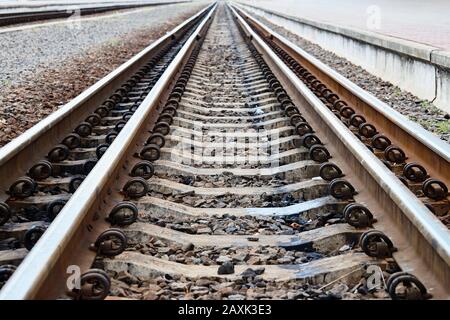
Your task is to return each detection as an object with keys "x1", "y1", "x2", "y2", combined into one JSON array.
[{"x1": 241, "y1": 0, "x2": 450, "y2": 50}]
